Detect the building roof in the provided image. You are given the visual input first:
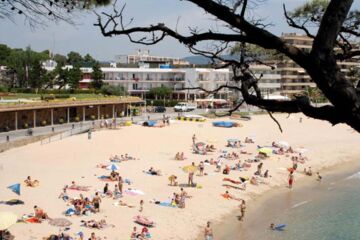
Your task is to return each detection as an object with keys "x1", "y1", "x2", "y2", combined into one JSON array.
[{"x1": 0, "y1": 97, "x2": 143, "y2": 113}]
